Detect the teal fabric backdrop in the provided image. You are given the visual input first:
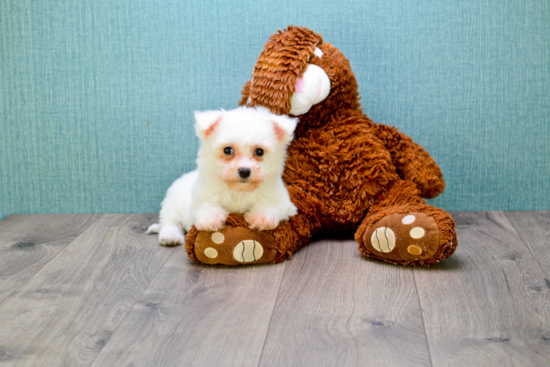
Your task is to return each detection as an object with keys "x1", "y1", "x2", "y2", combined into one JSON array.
[{"x1": 1, "y1": 0, "x2": 549, "y2": 220}]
